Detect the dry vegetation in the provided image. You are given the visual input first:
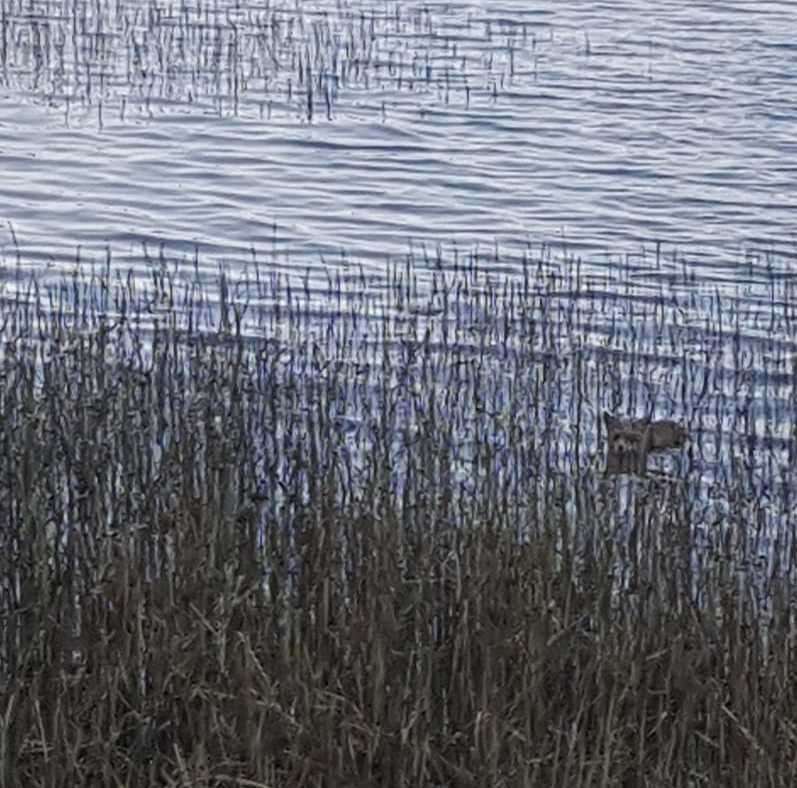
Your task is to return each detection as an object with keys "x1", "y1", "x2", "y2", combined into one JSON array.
[{"x1": 1, "y1": 253, "x2": 796, "y2": 787}]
